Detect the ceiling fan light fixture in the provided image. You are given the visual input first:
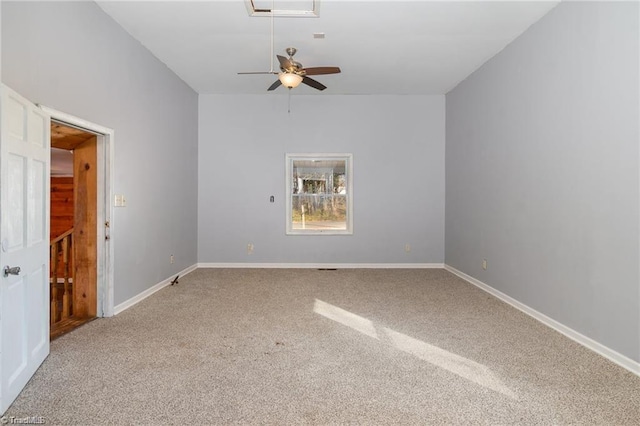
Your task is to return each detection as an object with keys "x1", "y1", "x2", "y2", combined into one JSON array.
[{"x1": 279, "y1": 72, "x2": 303, "y2": 88}]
